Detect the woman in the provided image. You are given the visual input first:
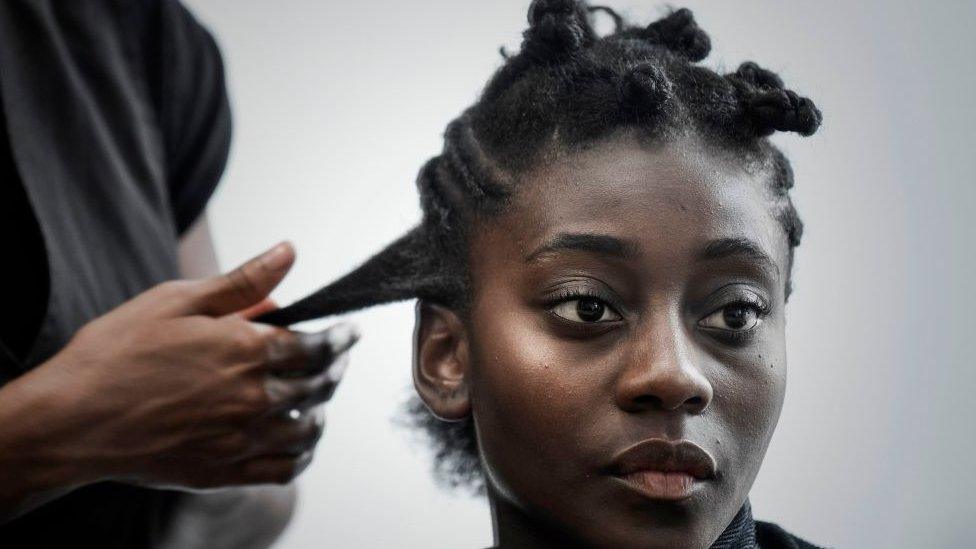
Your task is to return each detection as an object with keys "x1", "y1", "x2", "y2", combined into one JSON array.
[{"x1": 261, "y1": 2, "x2": 821, "y2": 547}]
